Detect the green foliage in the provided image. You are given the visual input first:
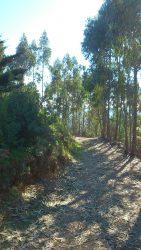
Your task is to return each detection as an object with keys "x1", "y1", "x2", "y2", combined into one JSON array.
[
  {"x1": 82, "y1": 0, "x2": 141, "y2": 155},
  {"x1": 4, "y1": 89, "x2": 40, "y2": 149},
  {"x1": 1, "y1": 1, "x2": 141, "y2": 192},
  {"x1": 45, "y1": 54, "x2": 85, "y2": 135},
  {"x1": 48, "y1": 114, "x2": 73, "y2": 157},
  {"x1": 0, "y1": 85, "x2": 41, "y2": 189},
  {"x1": 38, "y1": 31, "x2": 51, "y2": 98},
  {"x1": 0, "y1": 35, "x2": 84, "y2": 191},
  {"x1": 69, "y1": 140, "x2": 83, "y2": 160},
  {"x1": 0, "y1": 151, "x2": 12, "y2": 190},
  {"x1": 0, "y1": 38, "x2": 25, "y2": 92},
  {"x1": 16, "y1": 33, "x2": 35, "y2": 71},
  {"x1": 38, "y1": 31, "x2": 51, "y2": 66},
  {"x1": 0, "y1": 84, "x2": 76, "y2": 190}
]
